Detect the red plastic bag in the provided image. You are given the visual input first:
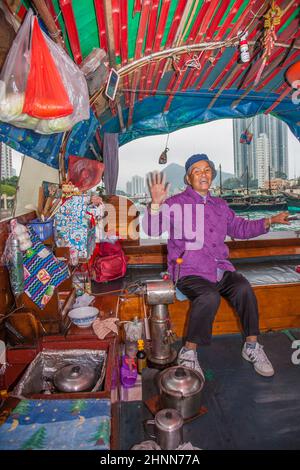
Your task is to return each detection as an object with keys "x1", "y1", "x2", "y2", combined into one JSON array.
[
  {"x1": 0, "y1": 9, "x2": 89, "y2": 134},
  {"x1": 23, "y1": 17, "x2": 73, "y2": 119},
  {"x1": 68, "y1": 155, "x2": 105, "y2": 191}
]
